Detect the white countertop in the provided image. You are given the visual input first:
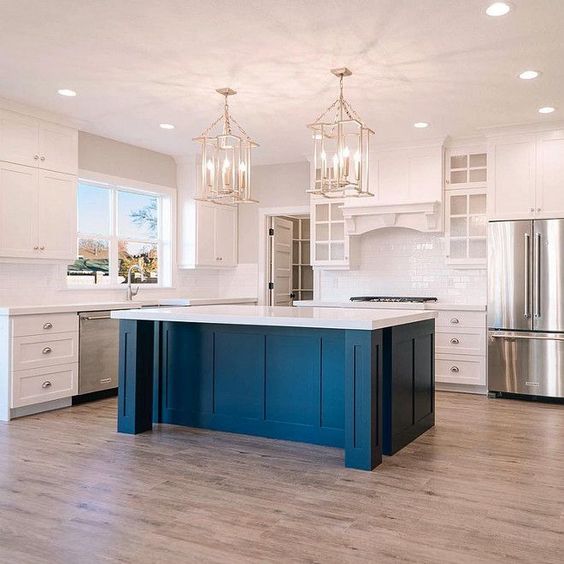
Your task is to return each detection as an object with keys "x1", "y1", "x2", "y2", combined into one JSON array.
[
  {"x1": 111, "y1": 305, "x2": 437, "y2": 331},
  {"x1": 0, "y1": 297, "x2": 257, "y2": 316},
  {"x1": 292, "y1": 300, "x2": 486, "y2": 312}
]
